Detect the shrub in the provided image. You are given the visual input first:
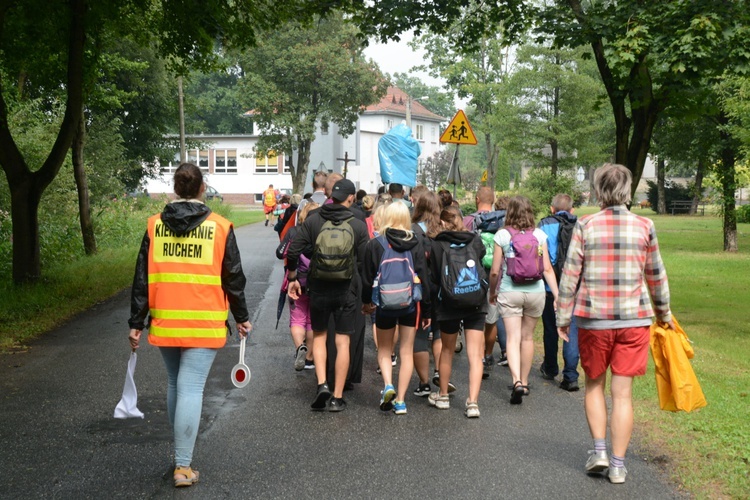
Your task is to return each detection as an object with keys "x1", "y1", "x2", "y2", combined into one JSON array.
[
  {"x1": 646, "y1": 180, "x2": 694, "y2": 213},
  {"x1": 520, "y1": 168, "x2": 584, "y2": 215},
  {"x1": 737, "y1": 204, "x2": 750, "y2": 224}
]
